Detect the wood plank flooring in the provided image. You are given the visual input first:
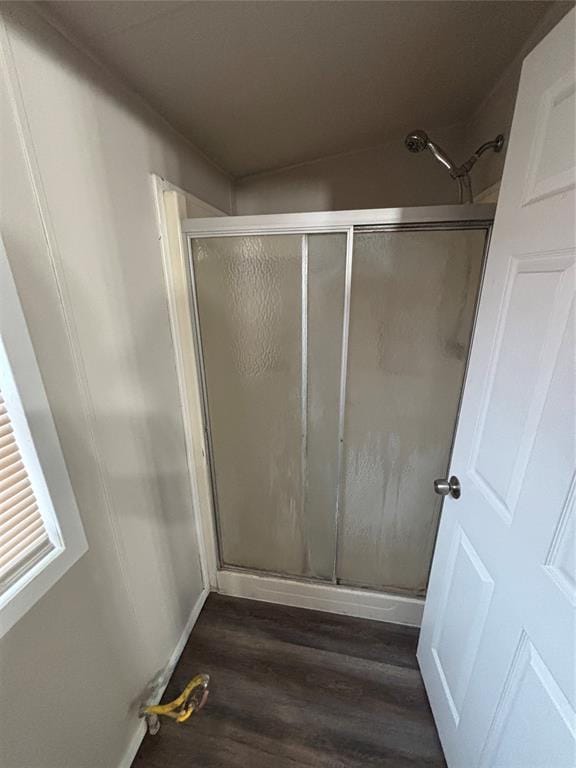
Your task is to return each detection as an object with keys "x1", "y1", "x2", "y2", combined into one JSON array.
[{"x1": 134, "y1": 593, "x2": 446, "y2": 768}]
